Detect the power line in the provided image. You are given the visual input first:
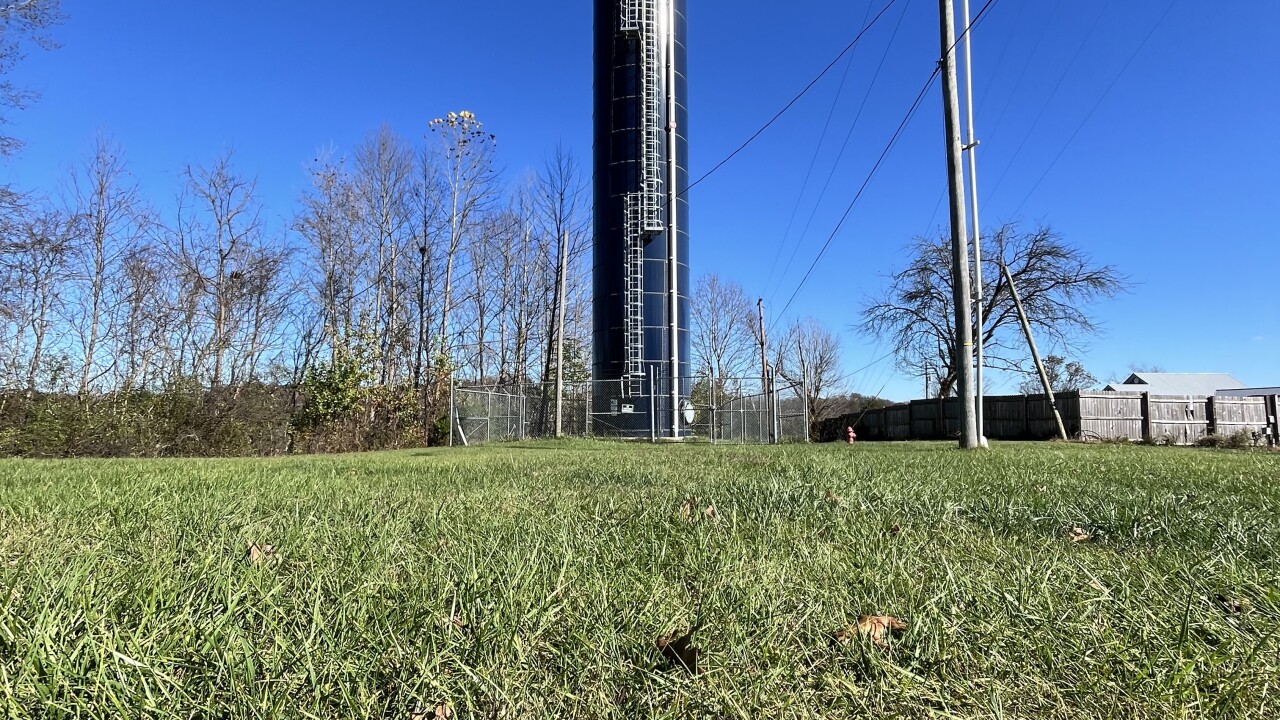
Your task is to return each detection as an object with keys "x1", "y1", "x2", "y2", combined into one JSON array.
[
  {"x1": 761, "y1": 0, "x2": 877, "y2": 297},
  {"x1": 981, "y1": 0, "x2": 1063, "y2": 146},
  {"x1": 985, "y1": 0, "x2": 1109, "y2": 202},
  {"x1": 681, "y1": 0, "x2": 902, "y2": 198},
  {"x1": 972, "y1": 0, "x2": 1027, "y2": 113},
  {"x1": 766, "y1": 0, "x2": 914, "y2": 303},
  {"x1": 1008, "y1": 0, "x2": 1181, "y2": 217},
  {"x1": 770, "y1": 68, "x2": 940, "y2": 332},
  {"x1": 768, "y1": 0, "x2": 1003, "y2": 333}
]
